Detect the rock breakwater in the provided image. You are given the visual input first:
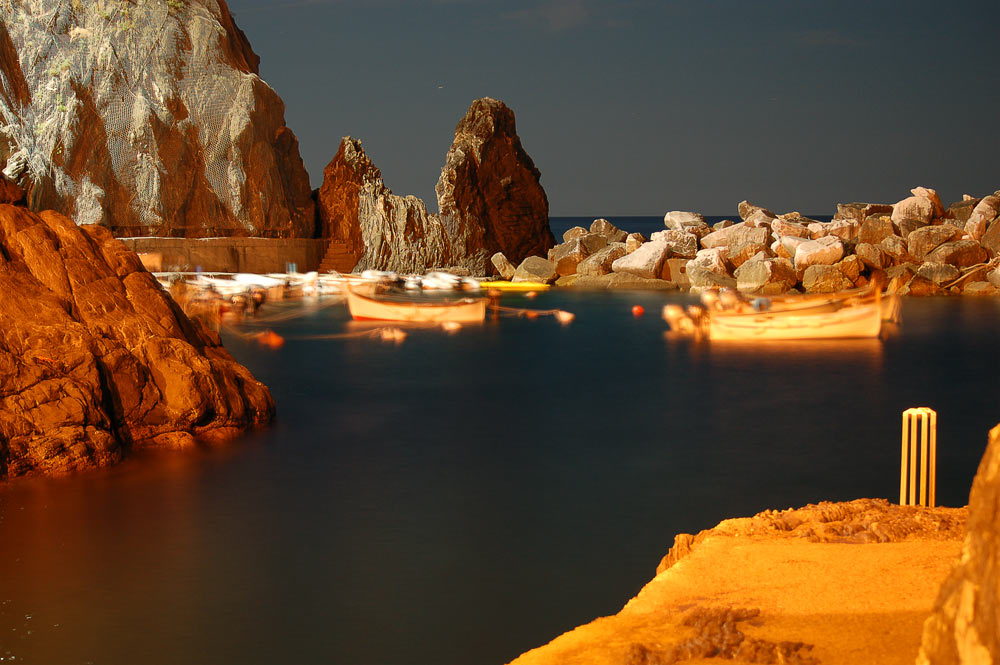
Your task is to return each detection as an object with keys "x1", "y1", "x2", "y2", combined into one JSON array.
[{"x1": 497, "y1": 187, "x2": 1000, "y2": 296}]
